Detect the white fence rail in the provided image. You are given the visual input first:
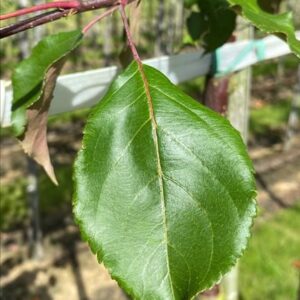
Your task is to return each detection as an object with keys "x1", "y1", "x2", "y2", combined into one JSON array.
[{"x1": 0, "y1": 33, "x2": 298, "y2": 127}]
